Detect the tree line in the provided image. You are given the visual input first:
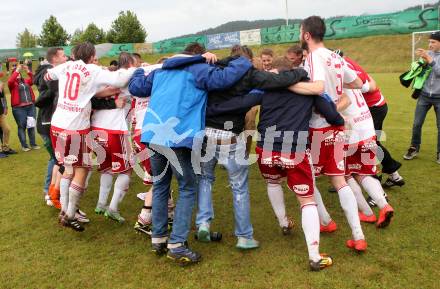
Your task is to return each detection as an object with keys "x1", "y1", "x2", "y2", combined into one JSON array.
[{"x1": 16, "y1": 11, "x2": 147, "y2": 48}]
